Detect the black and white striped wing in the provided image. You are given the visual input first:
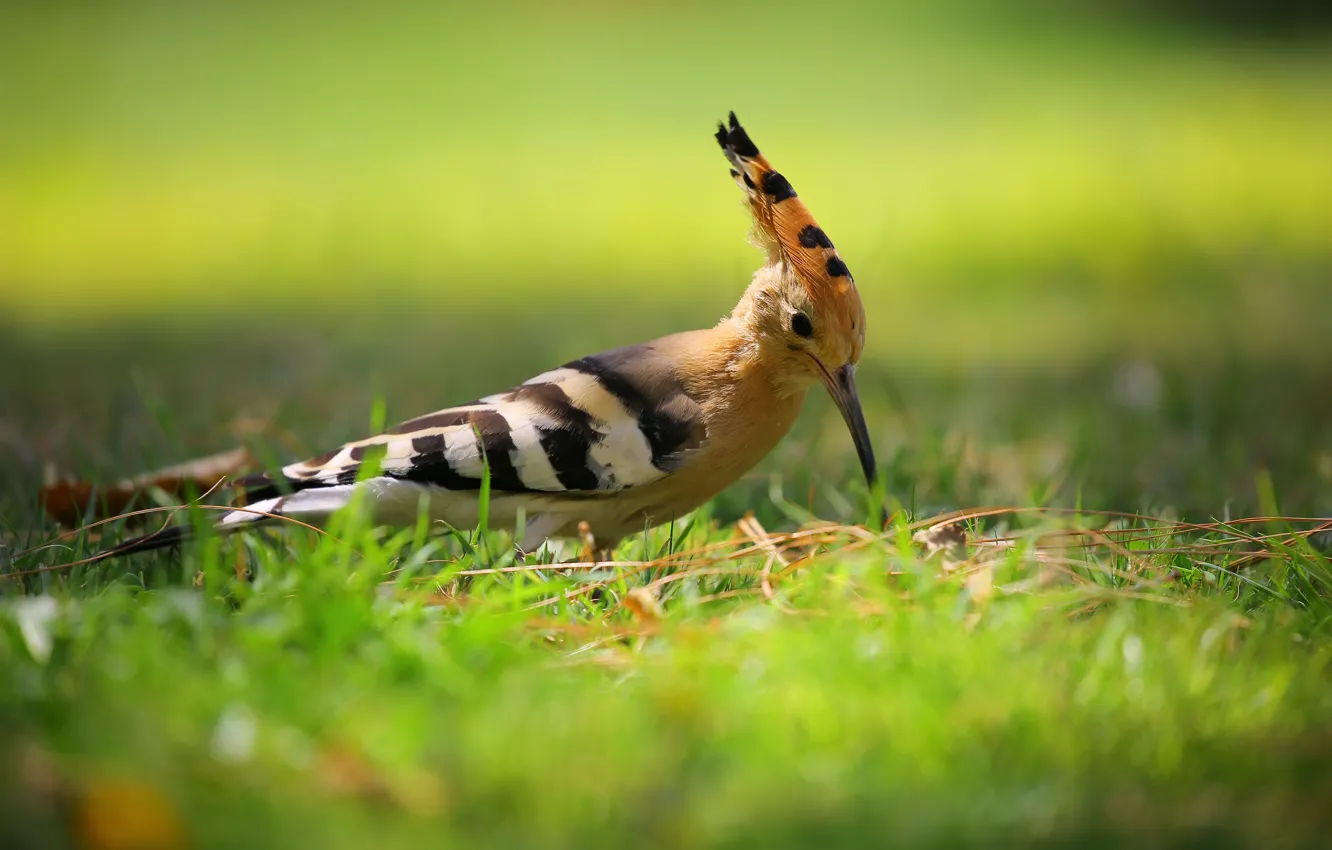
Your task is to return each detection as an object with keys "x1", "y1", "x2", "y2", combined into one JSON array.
[
  {"x1": 100, "y1": 346, "x2": 708, "y2": 558},
  {"x1": 255, "y1": 345, "x2": 707, "y2": 500}
]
